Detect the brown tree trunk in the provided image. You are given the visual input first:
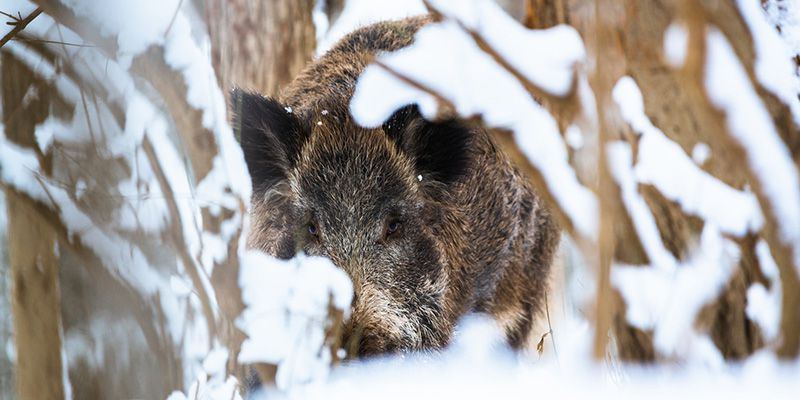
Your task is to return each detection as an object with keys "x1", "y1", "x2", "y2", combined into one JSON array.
[
  {"x1": 525, "y1": 0, "x2": 567, "y2": 28},
  {"x1": 5, "y1": 191, "x2": 63, "y2": 400},
  {"x1": 207, "y1": 0, "x2": 317, "y2": 97},
  {"x1": 521, "y1": 0, "x2": 798, "y2": 361},
  {"x1": 204, "y1": 0, "x2": 317, "y2": 386},
  {"x1": 2, "y1": 52, "x2": 65, "y2": 400}
]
